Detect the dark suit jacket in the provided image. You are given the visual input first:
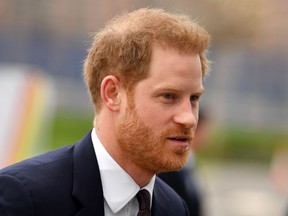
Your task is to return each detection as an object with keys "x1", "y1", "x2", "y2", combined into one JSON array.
[
  {"x1": 158, "y1": 169, "x2": 202, "y2": 216},
  {"x1": 0, "y1": 130, "x2": 189, "y2": 216}
]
